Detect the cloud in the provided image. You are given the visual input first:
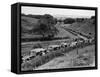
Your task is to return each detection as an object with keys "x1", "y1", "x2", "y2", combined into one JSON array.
[{"x1": 21, "y1": 6, "x2": 95, "y2": 18}]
